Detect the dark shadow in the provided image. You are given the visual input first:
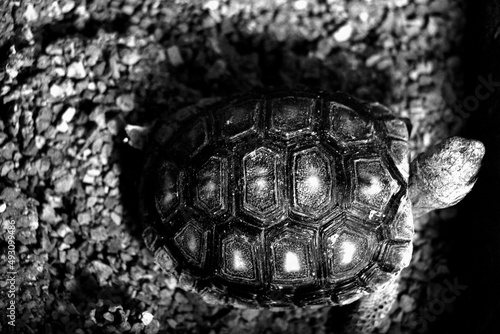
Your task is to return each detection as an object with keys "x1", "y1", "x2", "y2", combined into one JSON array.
[
  {"x1": 47, "y1": 270, "x2": 135, "y2": 334},
  {"x1": 325, "y1": 302, "x2": 358, "y2": 332},
  {"x1": 439, "y1": 1, "x2": 500, "y2": 334},
  {"x1": 115, "y1": 139, "x2": 146, "y2": 238}
]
